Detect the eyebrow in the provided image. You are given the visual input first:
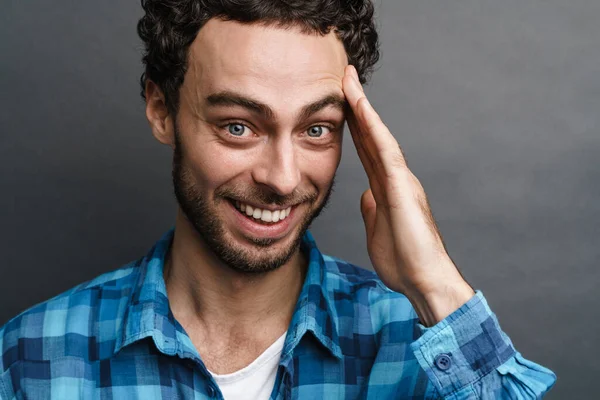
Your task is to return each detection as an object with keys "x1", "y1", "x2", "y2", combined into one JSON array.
[{"x1": 205, "y1": 90, "x2": 348, "y2": 122}]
